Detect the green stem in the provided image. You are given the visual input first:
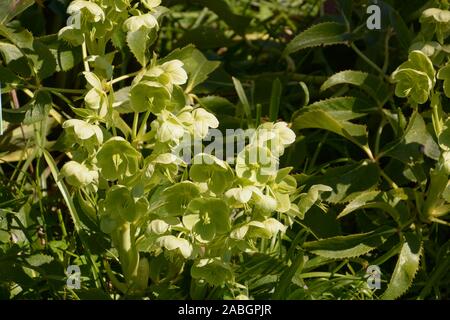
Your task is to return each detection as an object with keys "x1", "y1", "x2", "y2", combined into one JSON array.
[
  {"x1": 380, "y1": 168, "x2": 399, "y2": 189},
  {"x1": 382, "y1": 28, "x2": 392, "y2": 74},
  {"x1": 350, "y1": 43, "x2": 385, "y2": 76},
  {"x1": 82, "y1": 36, "x2": 90, "y2": 72},
  {"x1": 27, "y1": 85, "x2": 84, "y2": 94},
  {"x1": 375, "y1": 118, "x2": 387, "y2": 156},
  {"x1": 109, "y1": 71, "x2": 140, "y2": 86},
  {"x1": 137, "y1": 110, "x2": 151, "y2": 139},
  {"x1": 57, "y1": 209, "x2": 68, "y2": 239},
  {"x1": 132, "y1": 112, "x2": 139, "y2": 140},
  {"x1": 104, "y1": 260, "x2": 128, "y2": 294},
  {"x1": 431, "y1": 93, "x2": 443, "y2": 136}
]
